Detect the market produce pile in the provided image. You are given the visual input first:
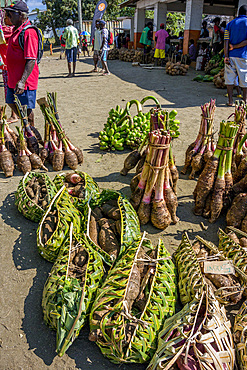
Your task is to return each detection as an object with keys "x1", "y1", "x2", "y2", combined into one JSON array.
[
  {"x1": 165, "y1": 57, "x2": 189, "y2": 76},
  {"x1": 99, "y1": 96, "x2": 180, "y2": 151},
  {"x1": 0, "y1": 93, "x2": 83, "y2": 178},
  {"x1": 193, "y1": 53, "x2": 225, "y2": 87},
  {"x1": 107, "y1": 47, "x2": 153, "y2": 64},
  {"x1": 120, "y1": 107, "x2": 180, "y2": 229}
]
